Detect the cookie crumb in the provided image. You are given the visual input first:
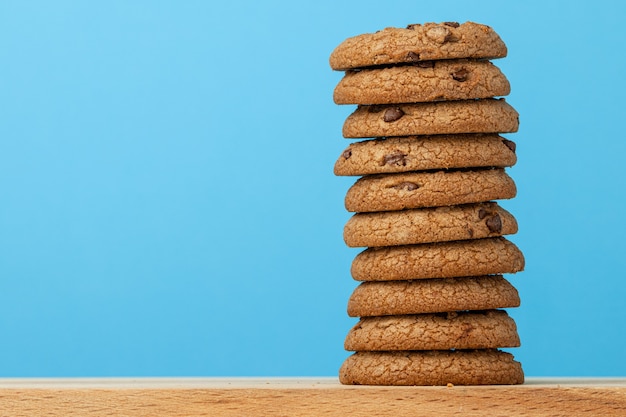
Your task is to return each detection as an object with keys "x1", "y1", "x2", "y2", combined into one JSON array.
[{"x1": 446, "y1": 382, "x2": 454, "y2": 388}]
